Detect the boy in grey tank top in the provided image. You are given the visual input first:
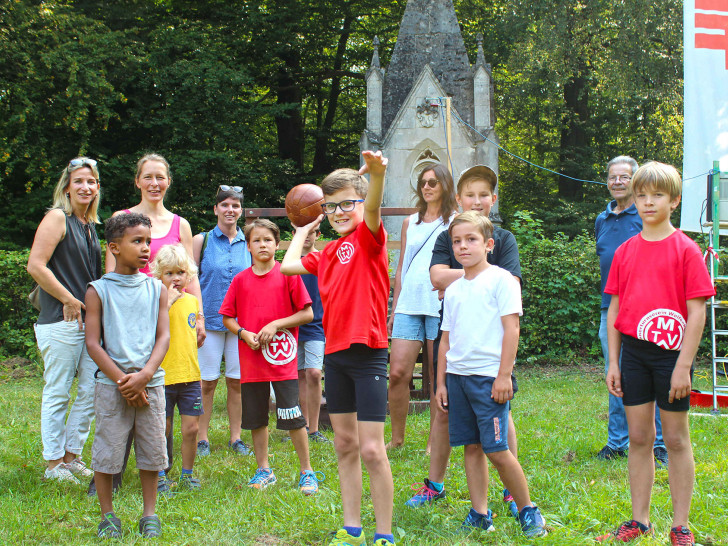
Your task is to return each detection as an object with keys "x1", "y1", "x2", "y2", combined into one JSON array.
[{"x1": 85, "y1": 213, "x2": 170, "y2": 539}]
